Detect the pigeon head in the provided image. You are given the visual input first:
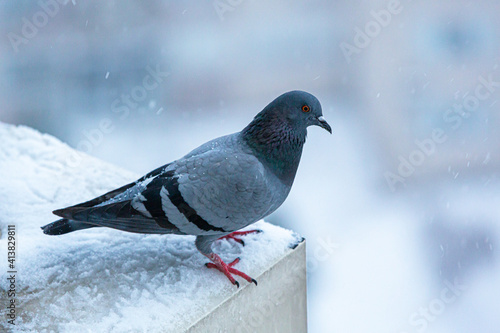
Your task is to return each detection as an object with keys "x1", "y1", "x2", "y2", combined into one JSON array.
[
  {"x1": 268, "y1": 90, "x2": 332, "y2": 134},
  {"x1": 241, "y1": 90, "x2": 330, "y2": 184},
  {"x1": 242, "y1": 91, "x2": 331, "y2": 141}
]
